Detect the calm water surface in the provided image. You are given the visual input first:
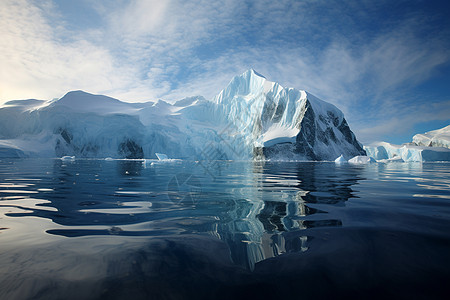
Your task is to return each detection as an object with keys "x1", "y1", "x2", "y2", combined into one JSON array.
[{"x1": 0, "y1": 159, "x2": 449, "y2": 299}]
